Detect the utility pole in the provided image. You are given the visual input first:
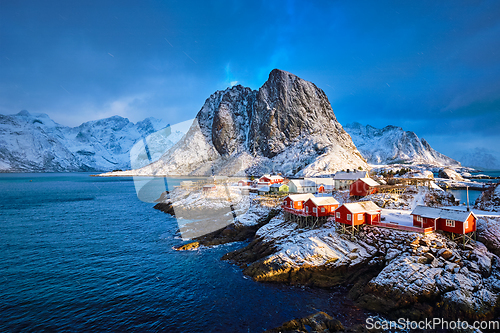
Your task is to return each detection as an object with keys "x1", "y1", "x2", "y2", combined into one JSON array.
[{"x1": 466, "y1": 186, "x2": 470, "y2": 212}]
